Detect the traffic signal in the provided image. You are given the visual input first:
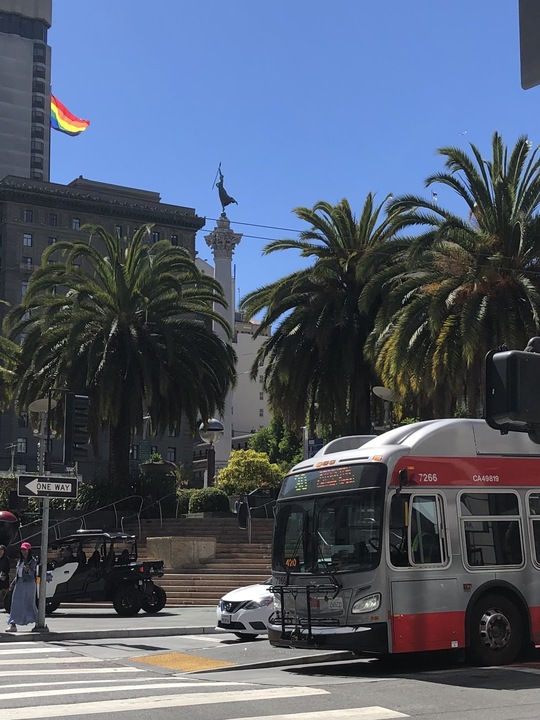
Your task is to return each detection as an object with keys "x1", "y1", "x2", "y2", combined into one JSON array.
[
  {"x1": 485, "y1": 350, "x2": 540, "y2": 430},
  {"x1": 63, "y1": 393, "x2": 90, "y2": 465}
]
